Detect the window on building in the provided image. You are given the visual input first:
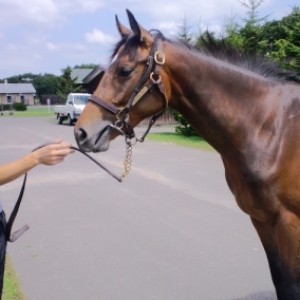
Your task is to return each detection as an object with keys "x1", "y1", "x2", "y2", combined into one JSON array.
[{"x1": 6, "y1": 94, "x2": 12, "y2": 103}]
